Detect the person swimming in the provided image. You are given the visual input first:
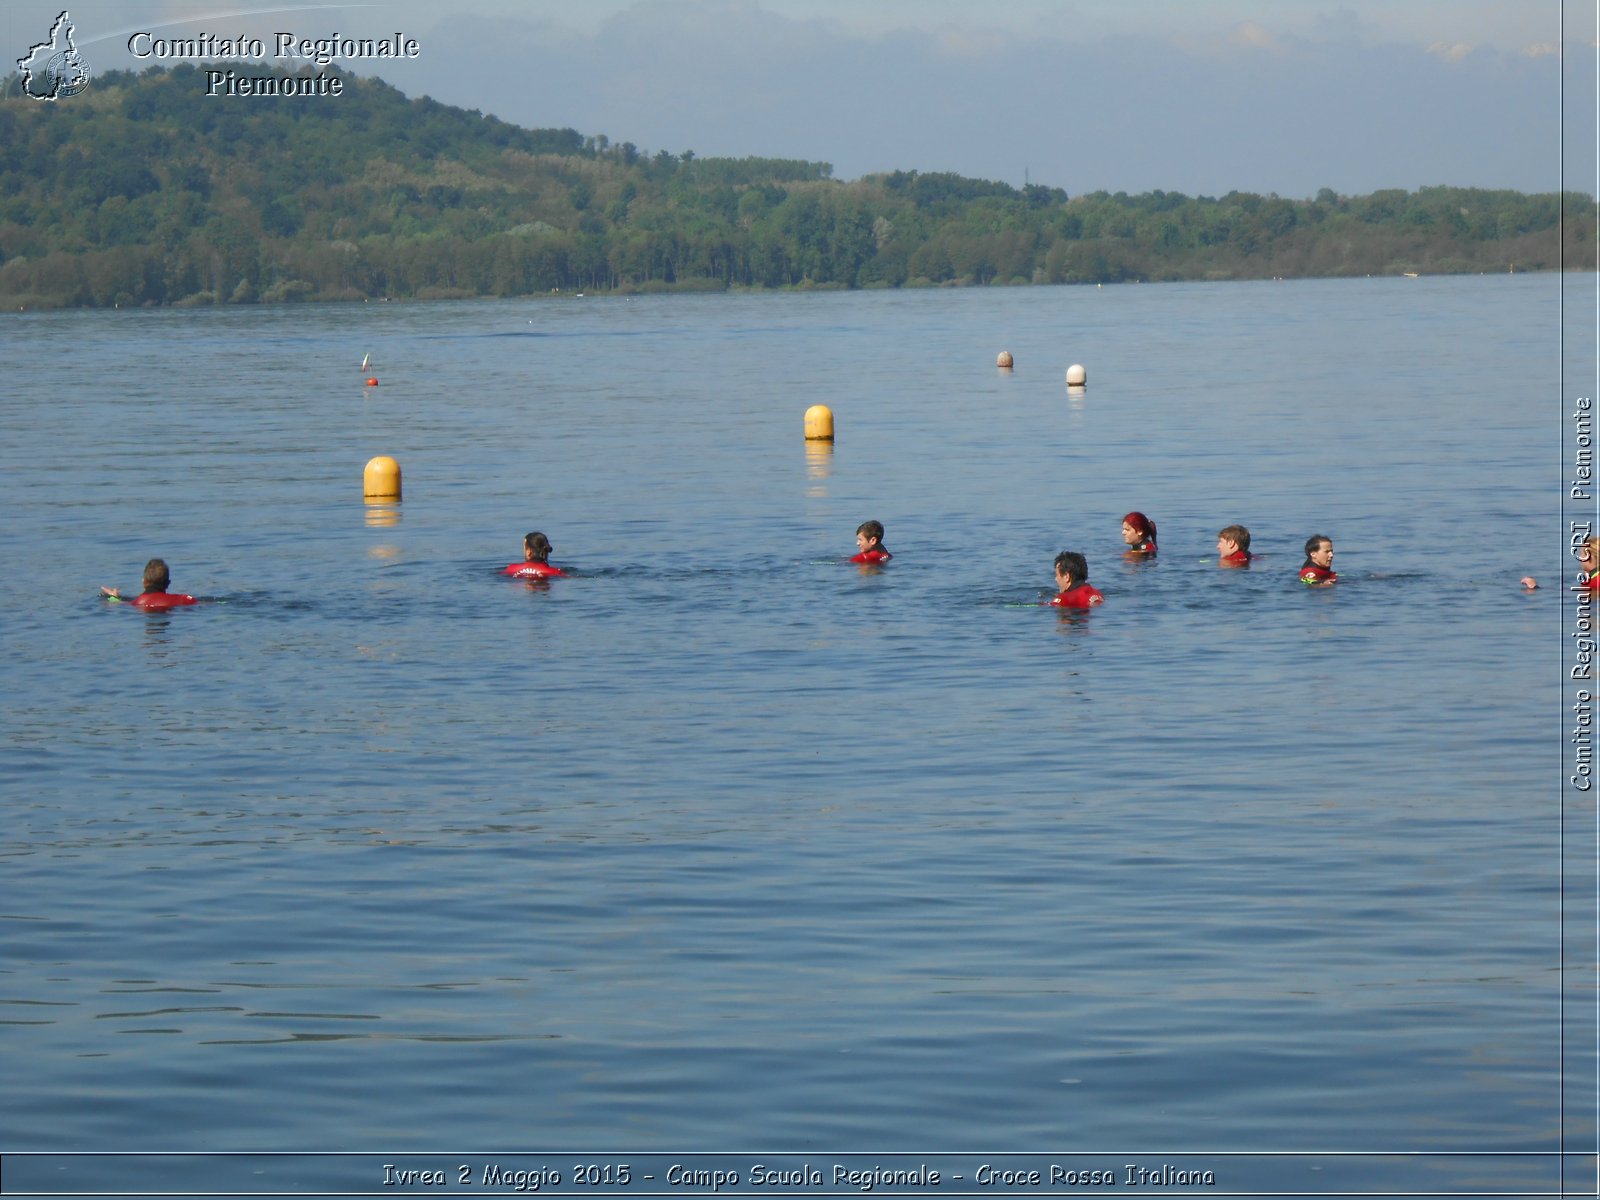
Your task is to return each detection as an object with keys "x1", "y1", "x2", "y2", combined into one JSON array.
[
  {"x1": 1048, "y1": 551, "x2": 1104, "y2": 608},
  {"x1": 851, "y1": 520, "x2": 892, "y2": 564},
  {"x1": 1217, "y1": 524, "x2": 1253, "y2": 566},
  {"x1": 1121, "y1": 512, "x2": 1157, "y2": 556},
  {"x1": 504, "y1": 531, "x2": 567, "y2": 579},
  {"x1": 1299, "y1": 535, "x2": 1337, "y2": 585},
  {"x1": 101, "y1": 558, "x2": 199, "y2": 610},
  {"x1": 1534, "y1": 536, "x2": 1600, "y2": 592}
]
